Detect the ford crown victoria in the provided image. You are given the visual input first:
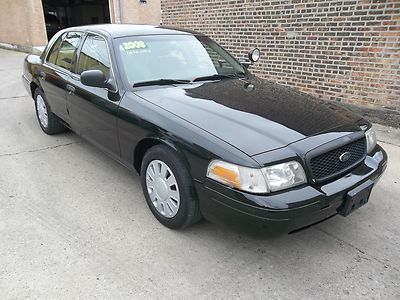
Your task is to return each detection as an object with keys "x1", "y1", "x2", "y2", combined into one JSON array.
[{"x1": 22, "y1": 25, "x2": 387, "y2": 237}]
